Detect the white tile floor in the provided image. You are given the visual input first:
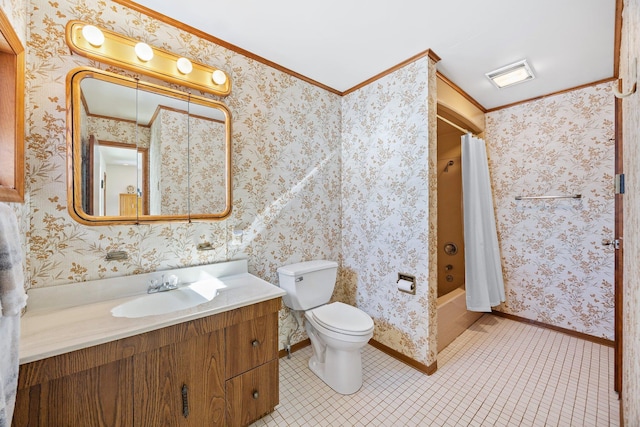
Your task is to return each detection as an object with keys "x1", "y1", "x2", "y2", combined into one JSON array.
[{"x1": 251, "y1": 314, "x2": 619, "y2": 427}]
